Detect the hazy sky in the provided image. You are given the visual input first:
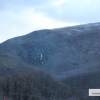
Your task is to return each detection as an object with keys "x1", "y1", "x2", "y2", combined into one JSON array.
[{"x1": 0, "y1": 0, "x2": 100, "y2": 43}]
